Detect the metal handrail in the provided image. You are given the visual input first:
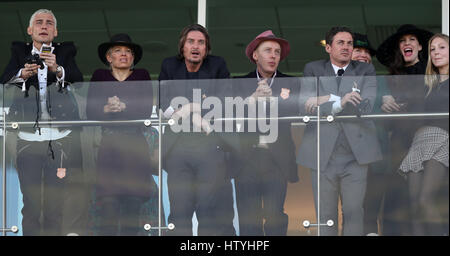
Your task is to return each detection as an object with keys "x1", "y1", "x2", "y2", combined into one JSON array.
[{"x1": 3, "y1": 112, "x2": 448, "y2": 128}]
